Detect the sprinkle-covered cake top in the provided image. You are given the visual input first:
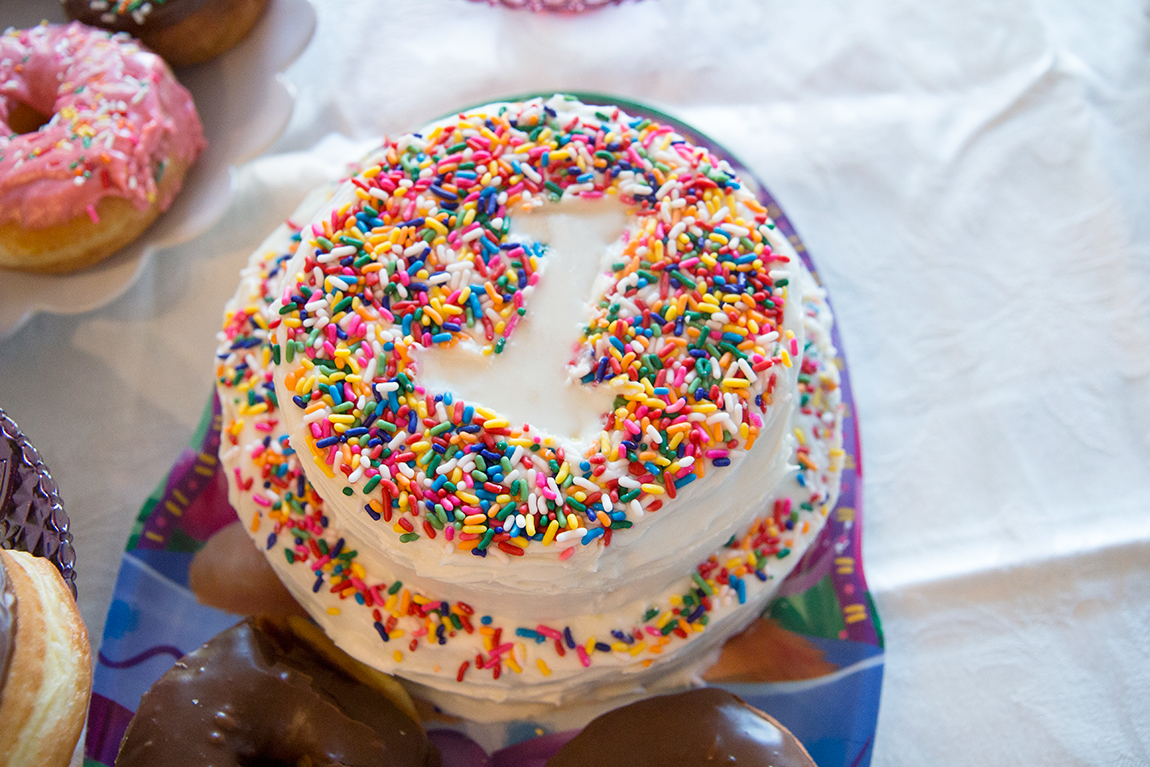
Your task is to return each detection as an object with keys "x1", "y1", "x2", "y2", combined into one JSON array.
[{"x1": 267, "y1": 95, "x2": 798, "y2": 562}]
